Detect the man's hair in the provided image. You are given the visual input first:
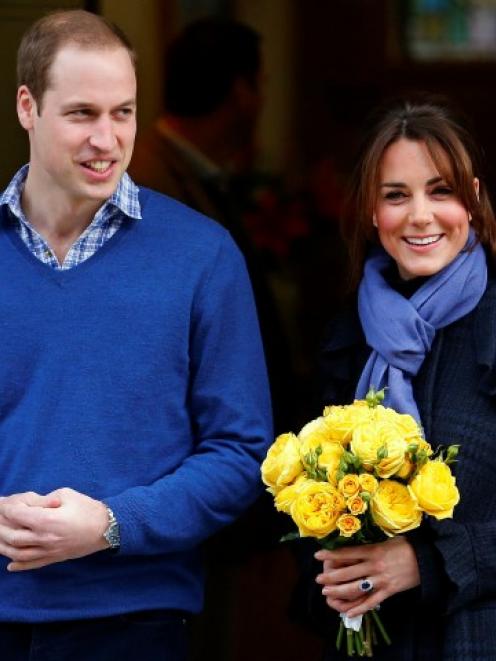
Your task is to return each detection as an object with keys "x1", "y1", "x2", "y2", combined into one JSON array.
[
  {"x1": 164, "y1": 18, "x2": 260, "y2": 117},
  {"x1": 17, "y1": 9, "x2": 136, "y2": 111}
]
